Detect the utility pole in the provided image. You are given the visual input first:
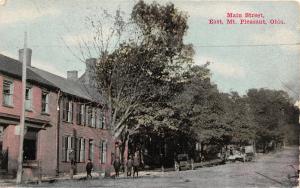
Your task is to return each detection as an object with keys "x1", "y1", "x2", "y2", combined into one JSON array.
[{"x1": 16, "y1": 32, "x2": 28, "y2": 184}]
